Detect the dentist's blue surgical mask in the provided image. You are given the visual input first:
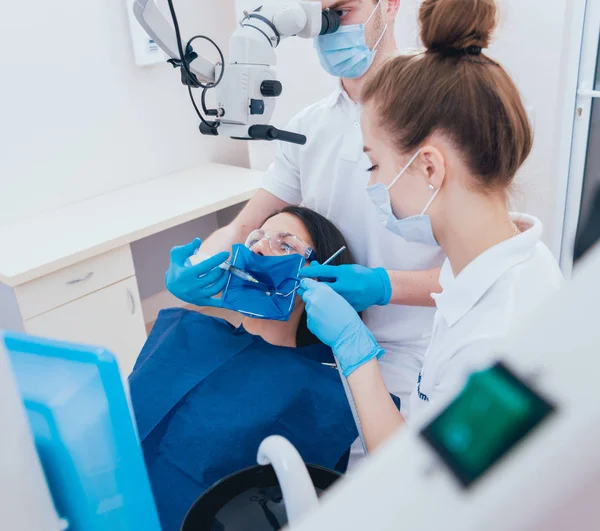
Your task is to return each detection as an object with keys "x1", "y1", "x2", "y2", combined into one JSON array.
[
  {"x1": 366, "y1": 149, "x2": 441, "y2": 246},
  {"x1": 221, "y1": 244, "x2": 305, "y2": 321},
  {"x1": 315, "y1": 0, "x2": 388, "y2": 79}
]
